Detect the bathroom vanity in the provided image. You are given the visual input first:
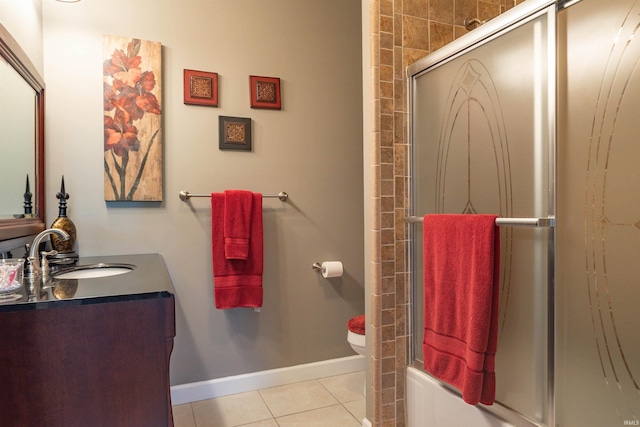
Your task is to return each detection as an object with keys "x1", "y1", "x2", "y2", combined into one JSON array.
[{"x1": 0, "y1": 253, "x2": 175, "y2": 427}]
